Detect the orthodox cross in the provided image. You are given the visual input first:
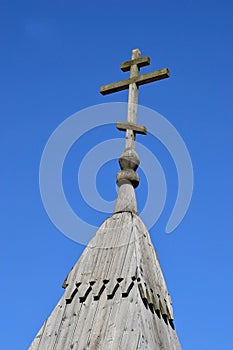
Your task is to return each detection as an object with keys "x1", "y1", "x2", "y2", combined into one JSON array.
[{"x1": 100, "y1": 48, "x2": 170, "y2": 149}]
